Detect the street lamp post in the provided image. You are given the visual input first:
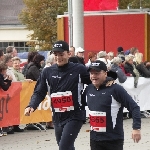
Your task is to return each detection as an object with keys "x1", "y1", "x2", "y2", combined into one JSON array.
[
  {"x1": 68, "y1": 0, "x2": 73, "y2": 46},
  {"x1": 72, "y1": 0, "x2": 84, "y2": 49}
]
